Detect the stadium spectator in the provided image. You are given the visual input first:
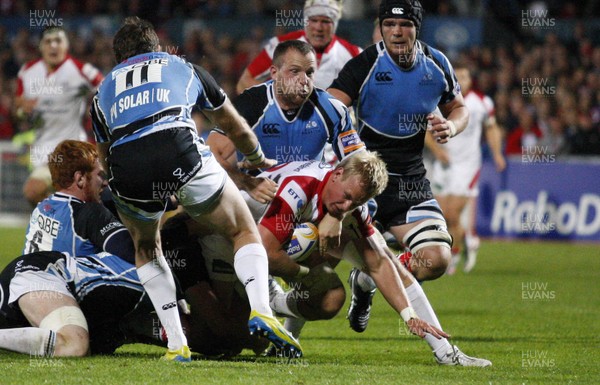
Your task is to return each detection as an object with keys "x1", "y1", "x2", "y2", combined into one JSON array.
[
  {"x1": 15, "y1": 26, "x2": 103, "y2": 206},
  {"x1": 505, "y1": 109, "x2": 543, "y2": 155},
  {"x1": 90, "y1": 16, "x2": 300, "y2": 362},
  {"x1": 236, "y1": 0, "x2": 361, "y2": 94}
]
